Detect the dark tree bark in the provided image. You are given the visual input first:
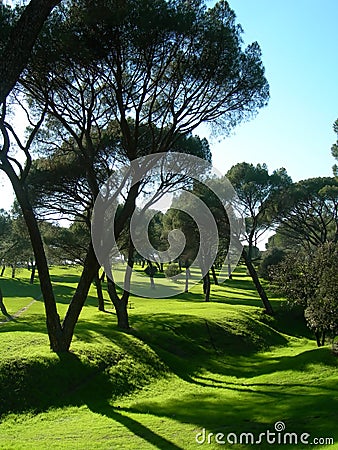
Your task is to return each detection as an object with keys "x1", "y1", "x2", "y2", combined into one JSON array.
[
  {"x1": 227, "y1": 254, "x2": 233, "y2": 280},
  {"x1": 242, "y1": 247, "x2": 274, "y2": 315},
  {"x1": 211, "y1": 265, "x2": 218, "y2": 285},
  {"x1": 106, "y1": 238, "x2": 135, "y2": 329},
  {"x1": 0, "y1": 265, "x2": 5, "y2": 277},
  {"x1": 315, "y1": 331, "x2": 322, "y2": 348},
  {"x1": 11, "y1": 263, "x2": 16, "y2": 279},
  {"x1": 185, "y1": 266, "x2": 190, "y2": 293},
  {"x1": 0, "y1": 287, "x2": 10, "y2": 317},
  {"x1": 321, "y1": 331, "x2": 326, "y2": 347},
  {"x1": 62, "y1": 243, "x2": 100, "y2": 349},
  {"x1": 107, "y1": 278, "x2": 130, "y2": 329},
  {"x1": 203, "y1": 272, "x2": 211, "y2": 302},
  {"x1": 95, "y1": 269, "x2": 105, "y2": 311},
  {"x1": 2, "y1": 159, "x2": 66, "y2": 350},
  {"x1": 145, "y1": 261, "x2": 156, "y2": 289},
  {"x1": 0, "y1": 0, "x2": 62, "y2": 105},
  {"x1": 30, "y1": 263, "x2": 36, "y2": 284}
]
